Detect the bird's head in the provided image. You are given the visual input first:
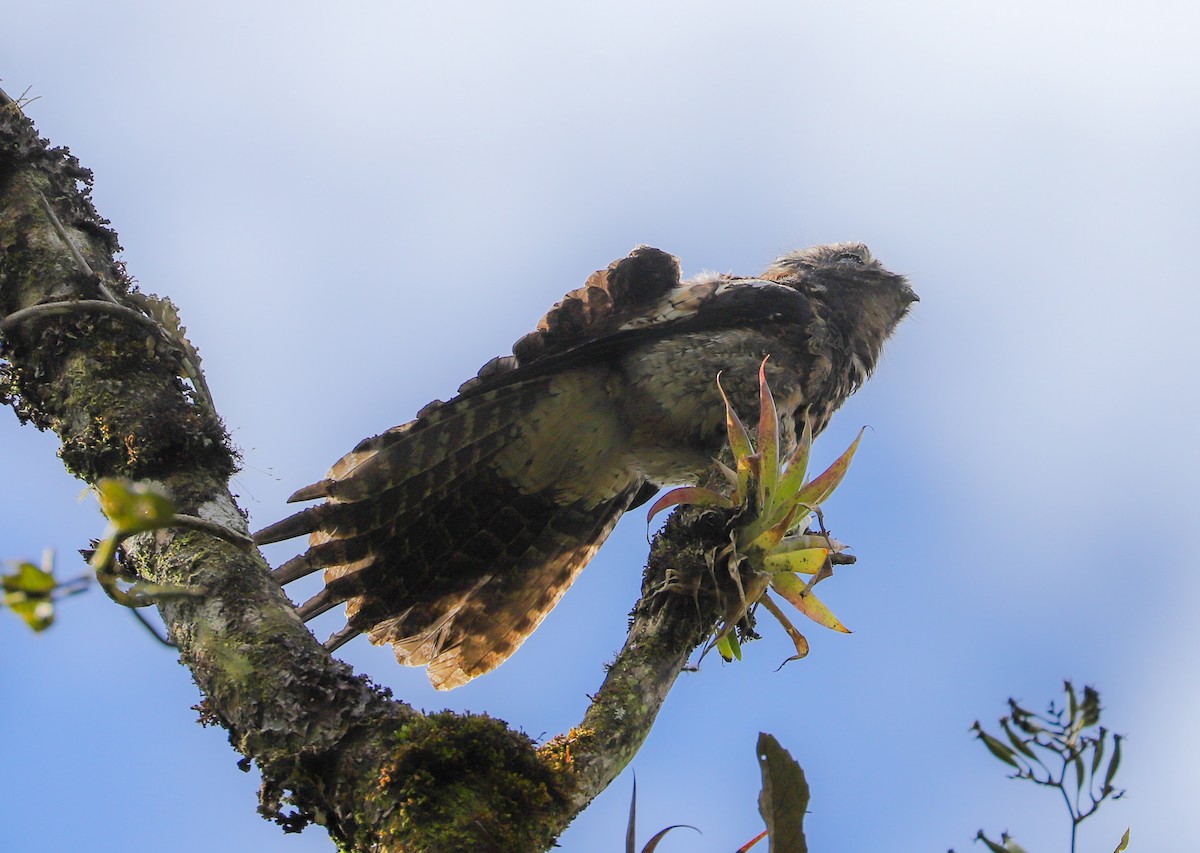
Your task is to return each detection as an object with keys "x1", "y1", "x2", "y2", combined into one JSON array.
[{"x1": 762, "y1": 242, "x2": 918, "y2": 350}]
